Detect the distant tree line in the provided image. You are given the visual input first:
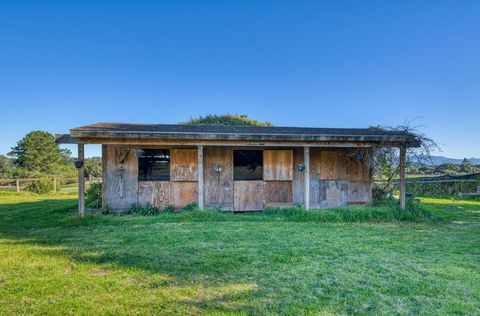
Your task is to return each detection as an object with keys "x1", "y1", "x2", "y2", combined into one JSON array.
[
  {"x1": 0, "y1": 131, "x2": 102, "y2": 179},
  {"x1": 408, "y1": 158, "x2": 480, "y2": 176}
]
